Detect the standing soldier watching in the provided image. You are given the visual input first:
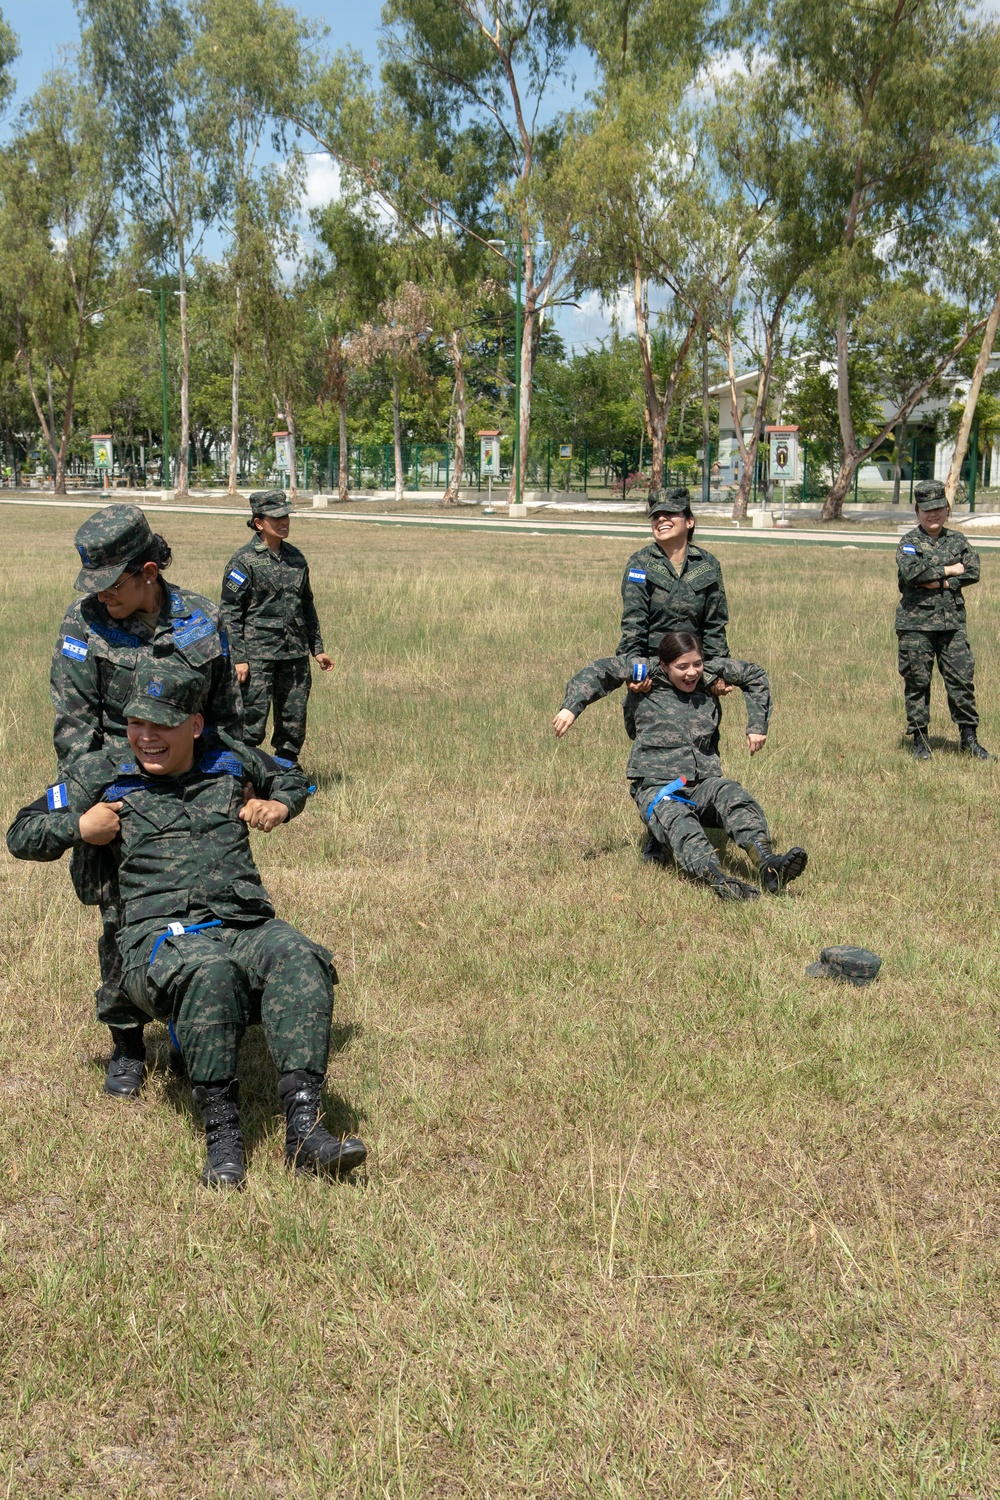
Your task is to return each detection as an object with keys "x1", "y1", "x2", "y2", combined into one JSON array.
[
  {"x1": 617, "y1": 486, "x2": 733, "y2": 859},
  {"x1": 896, "y1": 479, "x2": 993, "y2": 761},
  {"x1": 50, "y1": 503, "x2": 243, "y2": 1096},
  {"x1": 219, "y1": 491, "x2": 334, "y2": 764}
]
